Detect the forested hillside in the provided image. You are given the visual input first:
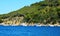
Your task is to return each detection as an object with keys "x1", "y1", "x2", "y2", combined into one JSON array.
[{"x1": 0, "y1": 0, "x2": 60, "y2": 24}]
